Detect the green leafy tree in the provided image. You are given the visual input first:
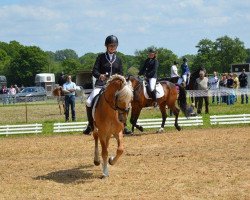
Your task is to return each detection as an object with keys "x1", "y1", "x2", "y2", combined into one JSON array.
[
  {"x1": 214, "y1": 36, "x2": 247, "y2": 73},
  {"x1": 55, "y1": 49, "x2": 78, "y2": 61},
  {"x1": 61, "y1": 58, "x2": 81, "y2": 78},
  {"x1": 79, "y1": 52, "x2": 98, "y2": 71},
  {"x1": 193, "y1": 39, "x2": 217, "y2": 73},
  {"x1": 0, "y1": 49, "x2": 11, "y2": 75},
  {"x1": 246, "y1": 48, "x2": 250, "y2": 63},
  {"x1": 8, "y1": 46, "x2": 48, "y2": 86}
]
